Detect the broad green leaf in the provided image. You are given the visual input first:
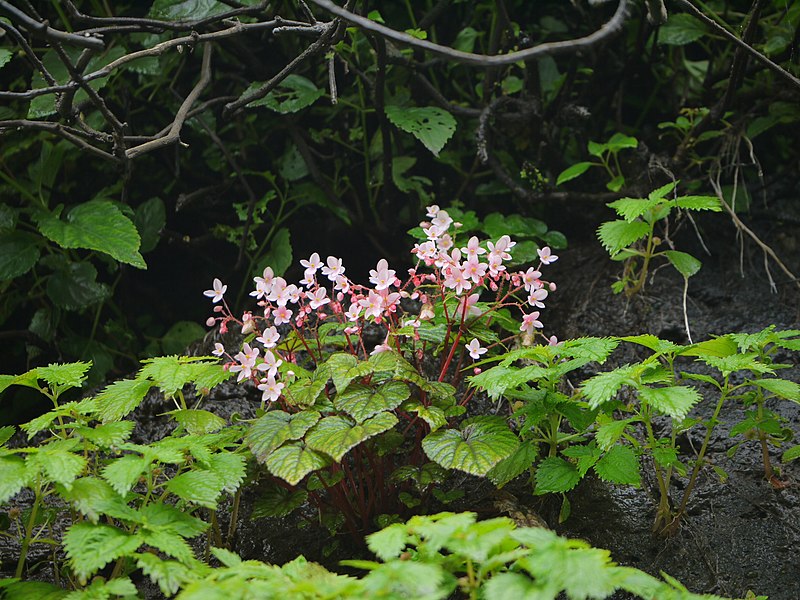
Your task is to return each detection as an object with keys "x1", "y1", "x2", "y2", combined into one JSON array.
[
  {"x1": 756, "y1": 378, "x2": 800, "y2": 402},
  {"x1": 246, "y1": 410, "x2": 321, "y2": 462},
  {"x1": 166, "y1": 470, "x2": 225, "y2": 508},
  {"x1": 534, "y1": 456, "x2": 580, "y2": 493},
  {"x1": 402, "y1": 401, "x2": 447, "y2": 431},
  {"x1": 700, "y1": 353, "x2": 775, "y2": 377},
  {"x1": 646, "y1": 180, "x2": 679, "y2": 201},
  {"x1": 582, "y1": 364, "x2": 640, "y2": 409},
  {"x1": 169, "y1": 409, "x2": 227, "y2": 435},
  {"x1": 562, "y1": 444, "x2": 603, "y2": 476},
  {"x1": 0, "y1": 232, "x2": 40, "y2": 280},
  {"x1": 0, "y1": 456, "x2": 29, "y2": 503},
  {"x1": 594, "y1": 445, "x2": 641, "y2": 486},
  {"x1": 658, "y1": 14, "x2": 707, "y2": 45},
  {"x1": 385, "y1": 105, "x2": 456, "y2": 156},
  {"x1": 102, "y1": 454, "x2": 150, "y2": 495},
  {"x1": 620, "y1": 334, "x2": 680, "y2": 354},
  {"x1": 46, "y1": 261, "x2": 110, "y2": 310},
  {"x1": 664, "y1": 250, "x2": 701, "y2": 278},
  {"x1": 57, "y1": 477, "x2": 137, "y2": 524},
  {"x1": 422, "y1": 416, "x2": 518, "y2": 476},
  {"x1": 28, "y1": 442, "x2": 86, "y2": 489},
  {"x1": 35, "y1": 362, "x2": 91, "y2": 388},
  {"x1": 638, "y1": 386, "x2": 700, "y2": 420},
  {"x1": 606, "y1": 133, "x2": 639, "y2": 152},
  {"x1": 326, "y1": 353, "x2": 372, "y2": 393},
  {"x1": 607, "y1": 197, "x2": 664, "y2": 222},
  {"x1": 285, "y1": 370, "x2": 327, "y2": 407},
  {"x1": 136, "y1": 553, "x2": 194, "y2": 597},
  {"x1": 335, "y1": 381, "x2": 410, "y2": 423},
  {"x1": 141, "y1": 529, "x2": 195, "y2": 563},
  {"x1": 75, "y1": 421, "x2": 135, "y2": 448},
  {"x1": 252, "y1": 486, "x2": 308, "y2": 518},
  {"x1": 64, "y1": 523, "x2": 141, "y2": 582},
  {"x1": 37, "y1": 201, "x2": 145, "y2": 268},
  {"x1": 595, "y1": 418, "x2": 633, "y2": 450},
  {"x1": 673, "y1": 195, "x2": 721, "y2": 211},
  {"x1": 556, "y1": 162, "x2": 593, "y2": 186},
  {"x1": 134, "y1": 197, "x2": 166, "y2": 253},
  {"x1": 0, "y1": 425, "x2": 14, "y2": 446},
  {"x1": 0, "y1": 49, "x2": 11, "y2": 69},
  {"x1": 596, "y1": 220, "x2": 650, "y2": 255},
  {"x1": 306, "y1": 413, "x2": 398, "y2": 462},
  {"x1": 246, "y1": 74, "x2": 324, "y2": 113},
  {"x1": 206, "y1": 452, "x2": 246, "y2": 493},
  {"x1": 366, "y1": 523, "x2": 410, "y2": 561},
  {"x1": 265, "y1": 442, "x2": 330, "y2": 486},
  {"x1": 486, "y1": 441, "x2": 538, "y2": 487},
  {"x1": 678, "y1": 335, "x2": 738, "y2": 358},
  {"x1": 72, "y1": 576, "x2": 138, "y2": 598},
  {"x1": 90, "y1": 377, "x2": 153, "y2": 423},
  {"x1": 783, "y1": 445, "x2": 800, "y2": 463}
]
